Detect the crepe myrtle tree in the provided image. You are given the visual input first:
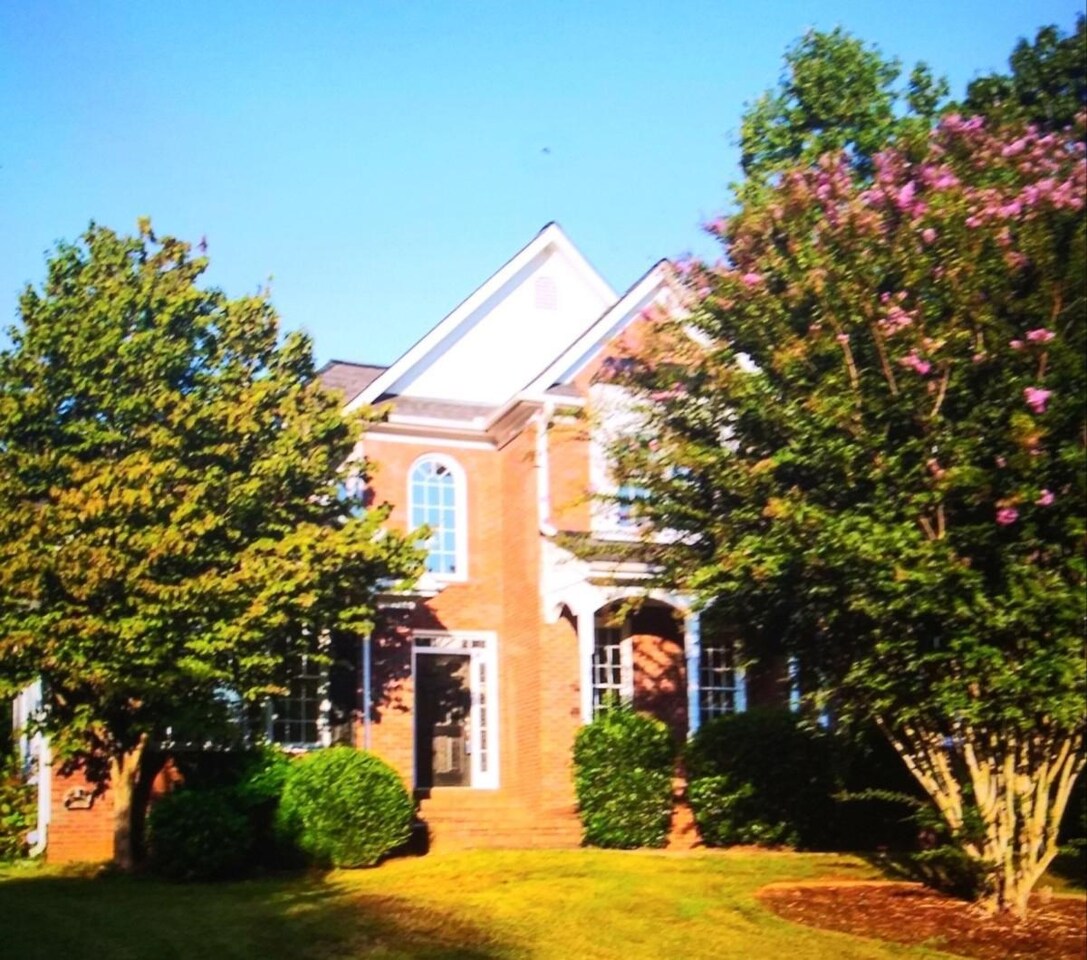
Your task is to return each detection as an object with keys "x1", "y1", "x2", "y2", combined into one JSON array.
[
  {"x1": 611, "y1": 115, "x2": 1086, "y2": 916},
  {"x1": 0, "y1": 222, "x2": 422, "y2": 869}
]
